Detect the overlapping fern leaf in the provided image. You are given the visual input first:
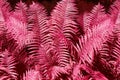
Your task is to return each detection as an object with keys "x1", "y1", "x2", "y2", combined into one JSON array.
[
  {"x1": 0, "y1": 0, "x2": 120, "y2": 80},
  {"x1": 93, "y1": 25, "x2": 120, "y2": 79},
  {"x1": 36, "y1": 0, "x2": 79, "y2": 79}
]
